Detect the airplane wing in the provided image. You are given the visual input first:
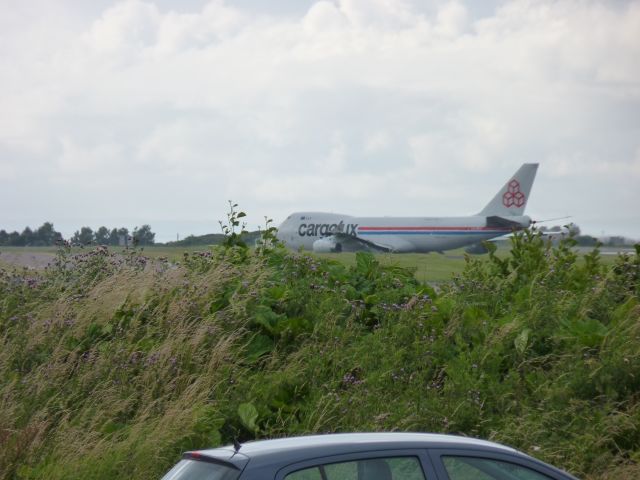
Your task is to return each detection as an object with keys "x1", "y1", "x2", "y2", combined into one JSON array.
[{"x1": 312, "y1": 233, "x2": 392, "y2": 253}]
